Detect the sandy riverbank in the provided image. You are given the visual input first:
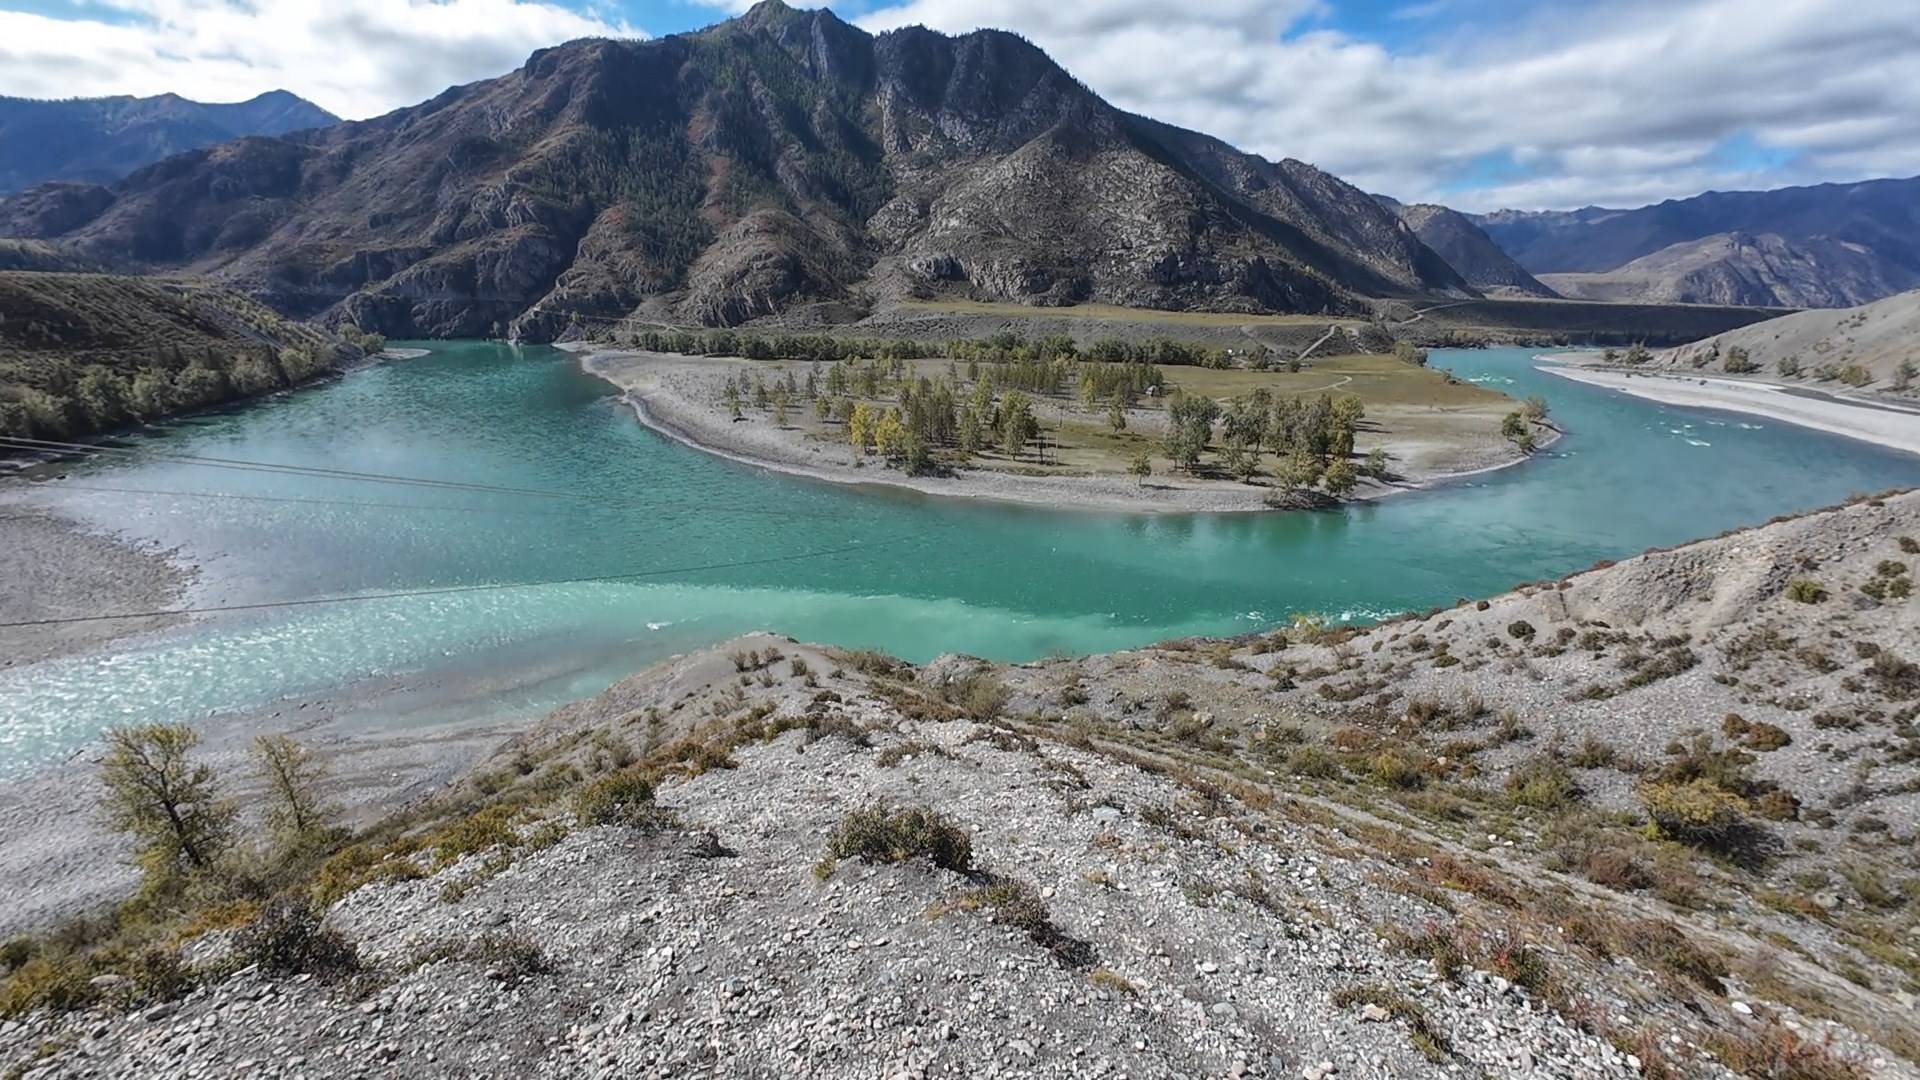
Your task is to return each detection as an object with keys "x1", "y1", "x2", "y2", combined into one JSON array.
[
  {"x1": 1542, "y1": 360, "x2": 1920, "y2": 457},
  {"x1": 568, "y1": 345, "x2": 1549, "y2": 514},
  {"x1": 0, "y1": 501, "x2": 194, "y2": 669}
]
